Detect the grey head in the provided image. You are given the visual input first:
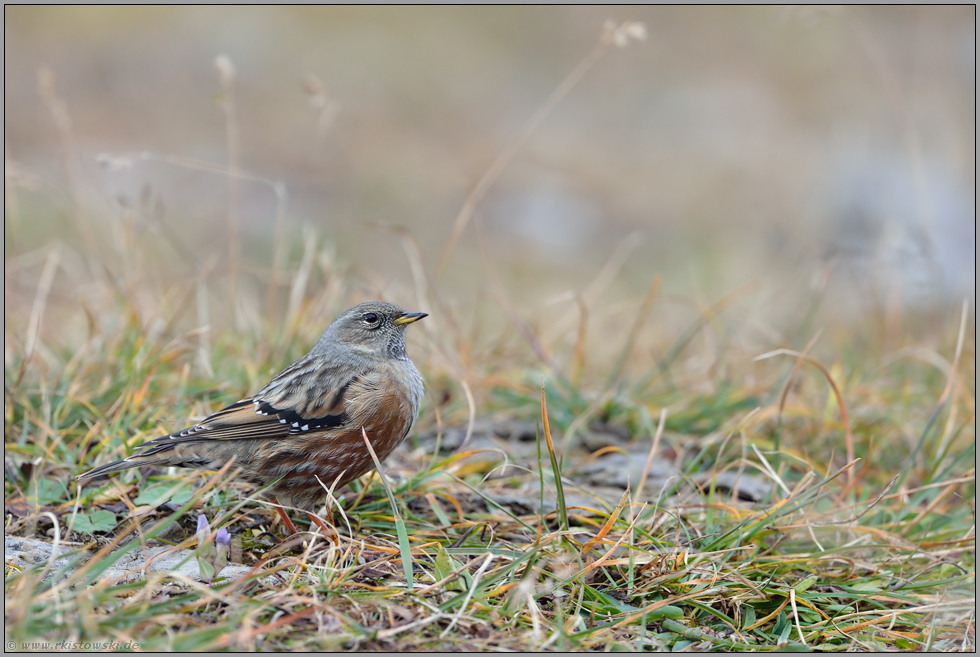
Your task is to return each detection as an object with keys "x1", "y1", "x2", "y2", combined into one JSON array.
[{"x1": 312, "y1": 301, "x2": 427, "y2": 361}]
